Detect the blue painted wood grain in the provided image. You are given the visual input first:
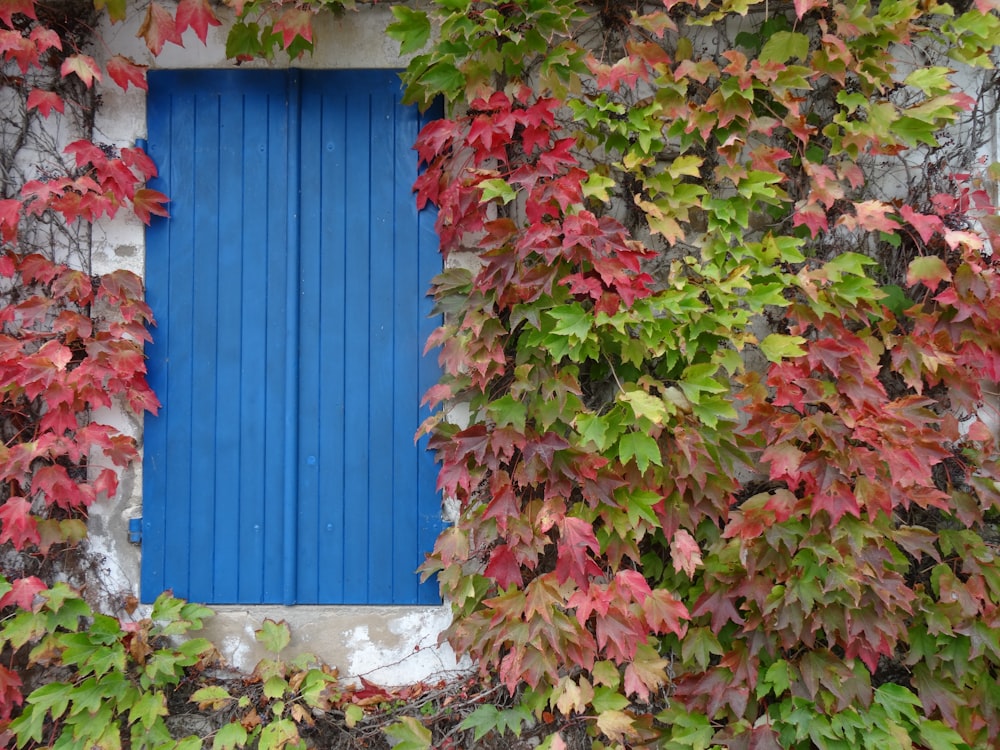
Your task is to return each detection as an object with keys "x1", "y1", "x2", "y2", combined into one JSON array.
[{"x1": 143, "y1": 69, "x2": 443, "y2": 605}]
